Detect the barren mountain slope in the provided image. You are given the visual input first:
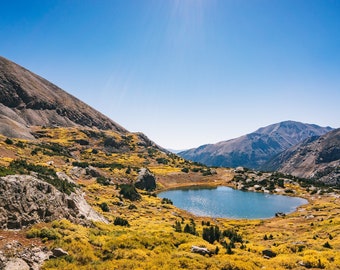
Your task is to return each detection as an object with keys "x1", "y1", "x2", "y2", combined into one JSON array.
[
  {"x1": 0, "y1": 56, "x2": 127, "y2": 139},
  {"x1": 263, "y1": 128, "x2": 340, "y2": 185}
]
